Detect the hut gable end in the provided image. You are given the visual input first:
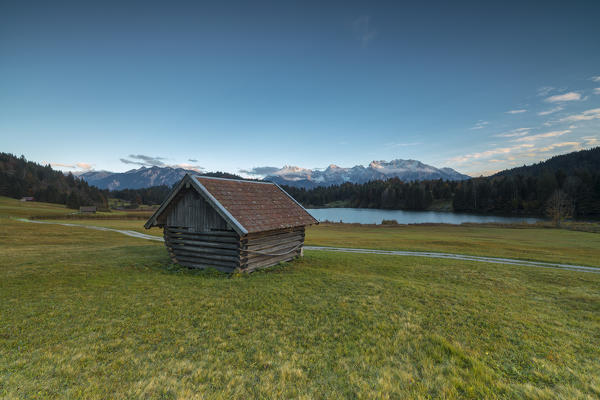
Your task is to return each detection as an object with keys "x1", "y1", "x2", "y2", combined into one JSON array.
[{"x1": 164, "y1": 188, "x2": 230, "y2": 232}]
